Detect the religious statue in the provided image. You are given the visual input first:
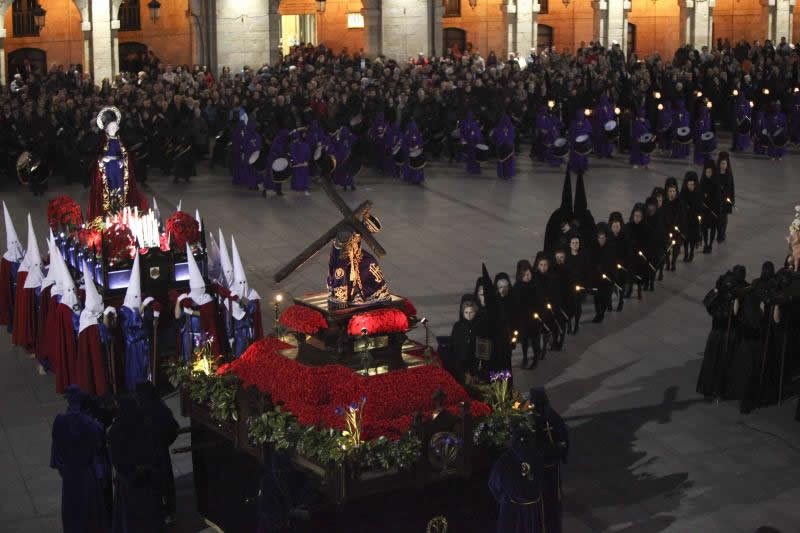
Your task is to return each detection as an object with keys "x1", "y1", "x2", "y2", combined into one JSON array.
[
  {"x1": 327, "y1": 214, "x2": 390, "y2": 309},
  {"x1": 88, "y1": 106, "x2": 148, "y2": 221}
]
